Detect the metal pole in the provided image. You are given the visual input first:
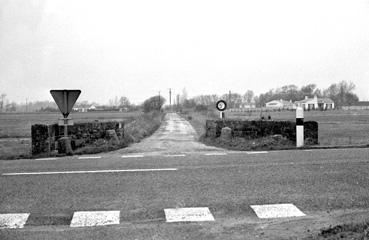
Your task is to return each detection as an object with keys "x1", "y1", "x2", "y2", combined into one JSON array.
[{"x1": 63, "y1": 91, "x2": 68, "y2": 137}]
